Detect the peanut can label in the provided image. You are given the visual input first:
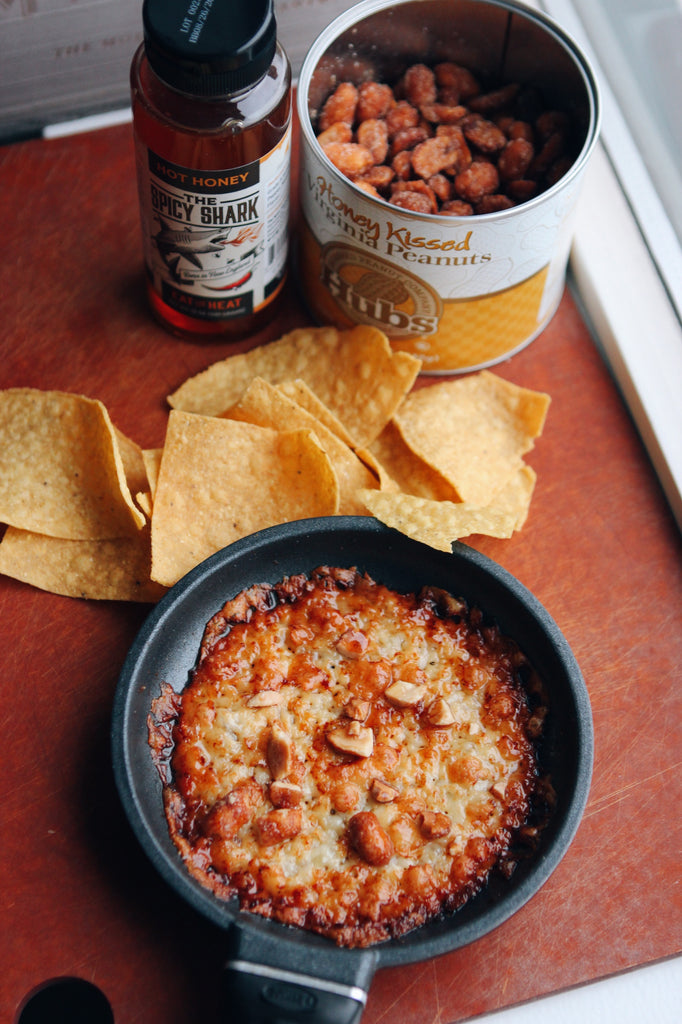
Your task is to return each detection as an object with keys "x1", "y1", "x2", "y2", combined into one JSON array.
[{"x1": 298, "y1": 132, "x2": 585, "y2": 372}]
